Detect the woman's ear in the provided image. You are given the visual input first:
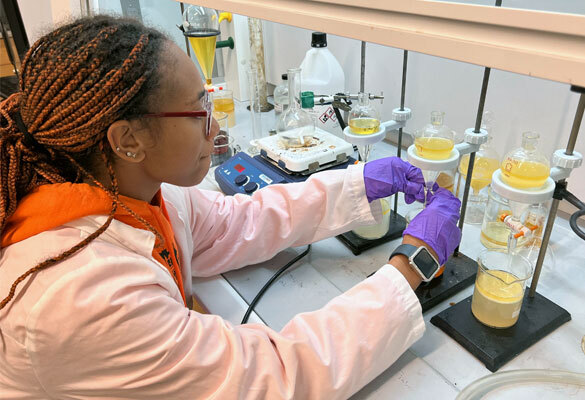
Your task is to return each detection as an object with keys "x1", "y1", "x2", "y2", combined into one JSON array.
[{"x1": 106, "y1": 120, "x2": 147, "y2": 162}]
